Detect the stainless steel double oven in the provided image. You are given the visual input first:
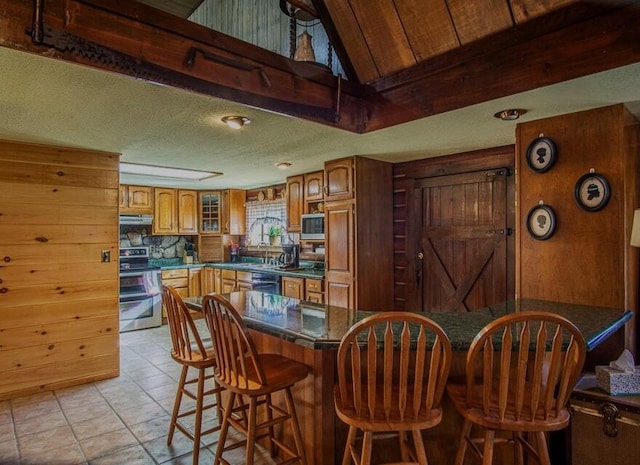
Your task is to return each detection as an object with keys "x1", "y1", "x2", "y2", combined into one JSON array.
[{"x1": 119, "y1": 247, "x2": 162, "y2": 332}]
